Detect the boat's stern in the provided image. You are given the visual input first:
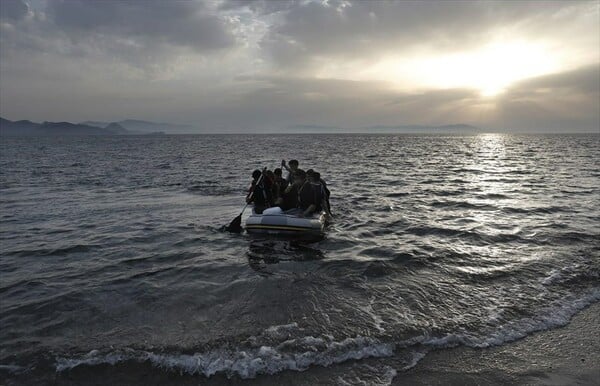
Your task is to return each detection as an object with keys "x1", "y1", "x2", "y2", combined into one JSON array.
[{"x1": 245, "y1": 209, "x2": 325, "y2": 236}]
